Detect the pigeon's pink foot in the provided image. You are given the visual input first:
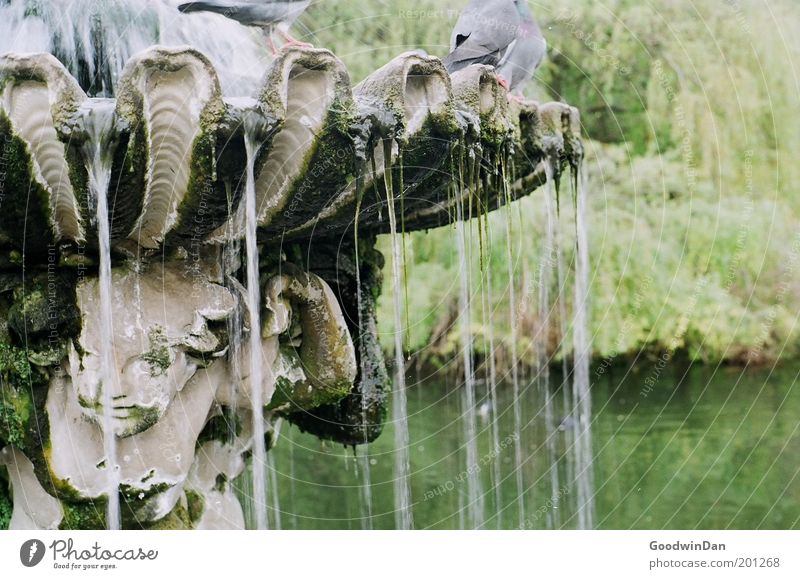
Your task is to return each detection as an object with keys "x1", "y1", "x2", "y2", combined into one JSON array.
[
  {"x1": 508, "y1": 92, "x2": 527, "y2": 104},
  {"x1": 267, "y1": 35, "x2": 279, "y2": 56},
  {"x1": 279, "y1": 31, "x2": 314, "y2": 49},
  {"x1": 496, "y1": 75, "x2": 511, "y2": 91}
]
